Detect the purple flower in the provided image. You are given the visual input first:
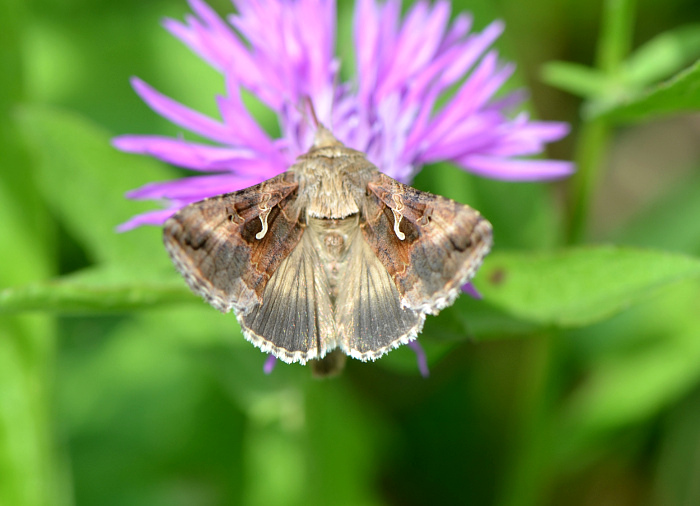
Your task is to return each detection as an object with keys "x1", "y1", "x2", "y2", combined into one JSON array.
[
  {"x1": 115, "y1": 0, "x2": 573, "y2": 376},
  {"x1": 114, "y1": 0, "x2": 572, "y2": 231}
]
